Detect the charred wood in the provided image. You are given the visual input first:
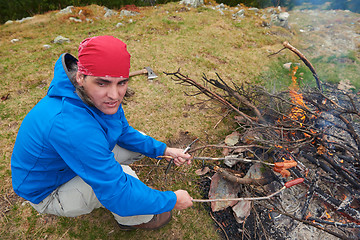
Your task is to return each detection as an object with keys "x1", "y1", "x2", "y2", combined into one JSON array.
[
  {"x1": 301, "y1": 152, "x2": 338, "y2": 179},
  {"x1": 289, "y1": 168, "x2": 360, "y2": 225},
  {"x1": 319, "y1": 154, "x2": 360, "y2": 189},
  {"x1": 338, "y1": 114, "x2": 360, "y2": 152},
  {"x1": 307, "y1": 217, "x2": 360, "y2": 229},
  {"x1": 213, "y1": 166, "x2": 274, "y2": 186},
  {"x1": 300, "y1": 172, "x2": 318, "y2": 219},
  {"x1": 269, "y1": 208, "x2": 356, "y2": 240}
]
